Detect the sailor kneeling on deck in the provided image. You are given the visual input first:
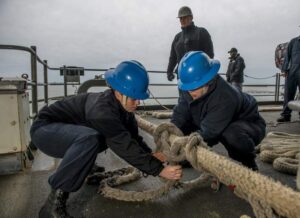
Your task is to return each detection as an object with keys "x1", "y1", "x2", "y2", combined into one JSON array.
[
  {"x1": 30, "y1": 61, "x2": 182, "y2": 218},
  {"x1": 170, "y1": 51, "x2": 266, "y2": 170}
]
